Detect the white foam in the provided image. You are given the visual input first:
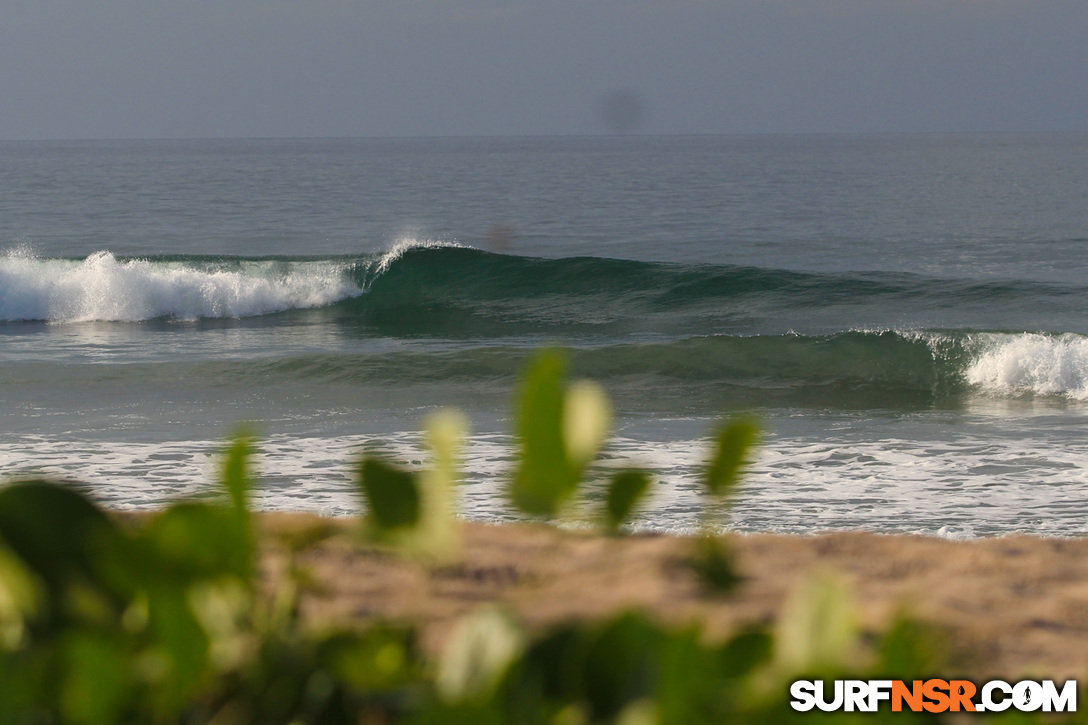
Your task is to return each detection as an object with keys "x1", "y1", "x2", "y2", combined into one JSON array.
[
  {"x1": 966, "y1": 332, "x2": 1088, "y2": 399},
  {"x1": 0, "y1": 250, "x2": 362, "y2": 322},
  {"x1": 6, "y1": 421, "x2": 1088, "y2": 538}
]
